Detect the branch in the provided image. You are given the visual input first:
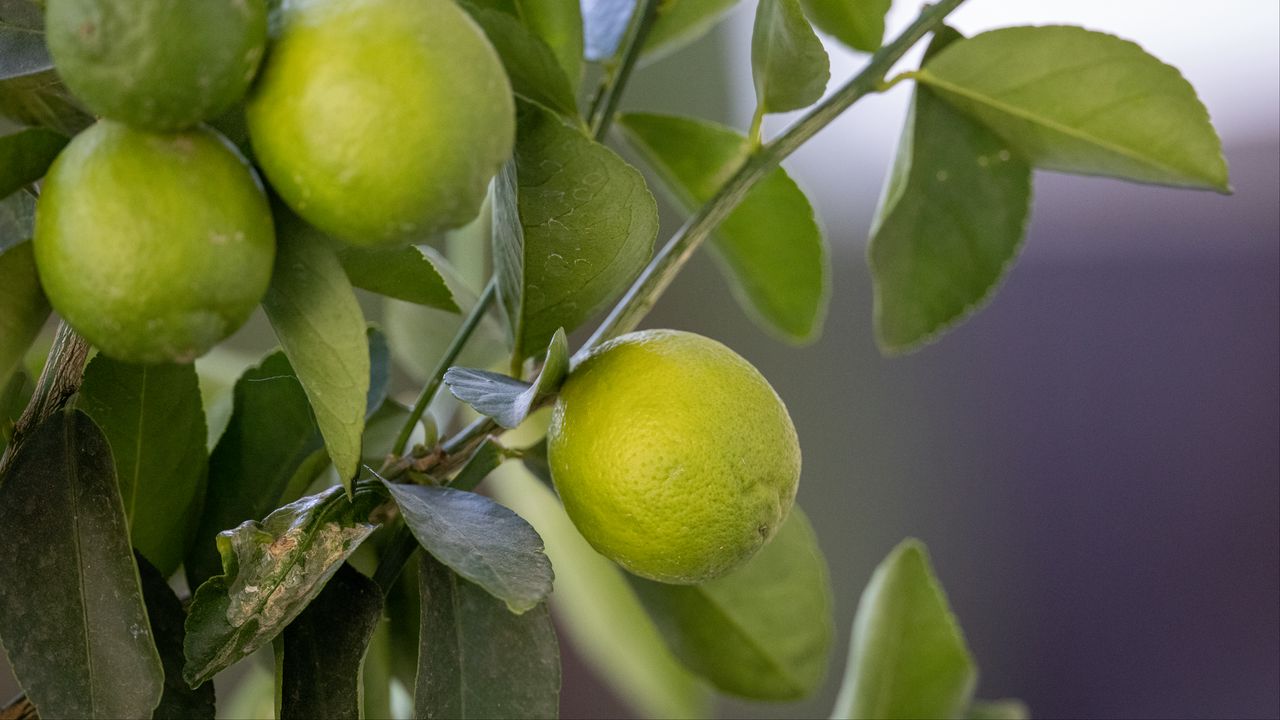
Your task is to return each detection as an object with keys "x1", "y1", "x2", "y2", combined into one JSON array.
[
  {"x1": 588, "y1": 0, "x2": 663, "y2": 140},
  {"x1": 0, "y1": 322, "x2": 91, "y2": 474}
]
